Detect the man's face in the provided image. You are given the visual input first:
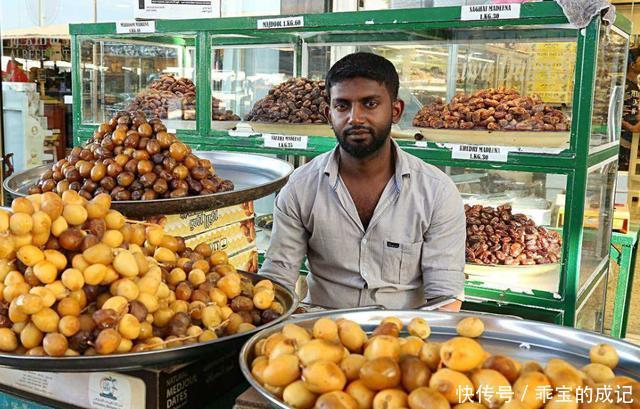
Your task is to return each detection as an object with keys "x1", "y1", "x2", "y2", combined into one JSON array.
[{"x1": 325, "y1": 77, "x2": 404, "y2": 158}]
